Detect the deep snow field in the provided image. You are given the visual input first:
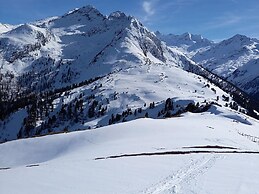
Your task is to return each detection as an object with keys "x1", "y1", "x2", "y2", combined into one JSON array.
[{"x1": 1, "y1": 106, "x2": 259, "y2": 194}]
